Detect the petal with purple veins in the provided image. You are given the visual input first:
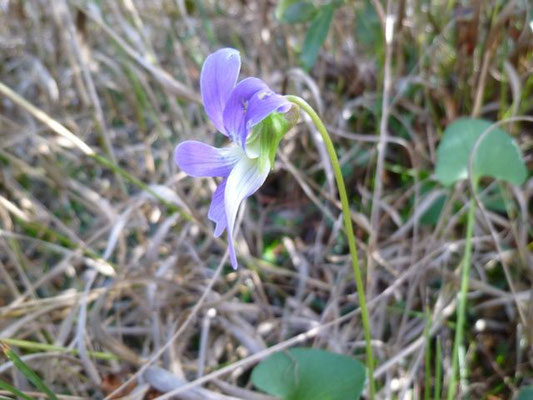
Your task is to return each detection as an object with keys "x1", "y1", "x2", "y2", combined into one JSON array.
[
  {"x1": 201, "y1": 48, "x2": 241, "y2": 135},
  {"x1": 224, "y1": 156, "x2": 270, "y2": 269},
  {"x1": 222, "y1": 77, "x2": 269, "y2": 146},
  {"x1": 174, "y1": 141, "x2": 243, "y2": 177}
]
